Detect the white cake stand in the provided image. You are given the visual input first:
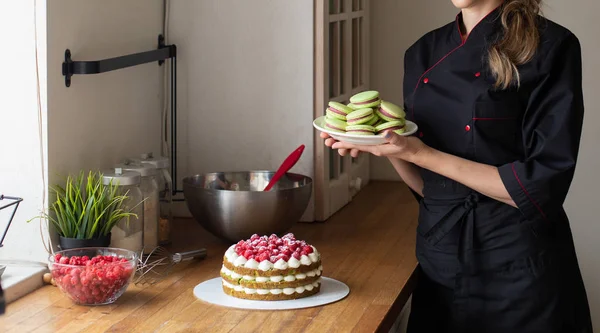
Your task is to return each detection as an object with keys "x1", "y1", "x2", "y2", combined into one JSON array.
[{"x1": 193, "y1": 277, "x2": 350, "y2": 310}]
